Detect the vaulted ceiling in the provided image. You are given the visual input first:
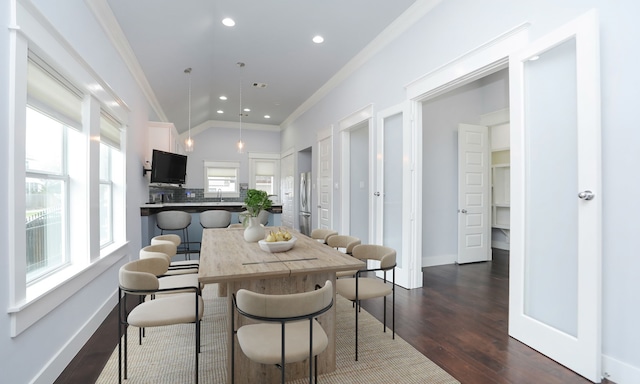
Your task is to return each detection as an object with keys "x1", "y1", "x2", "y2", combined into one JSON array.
[{"x1": 100, "y1": 0, "x2": 418, "y2": 133}]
